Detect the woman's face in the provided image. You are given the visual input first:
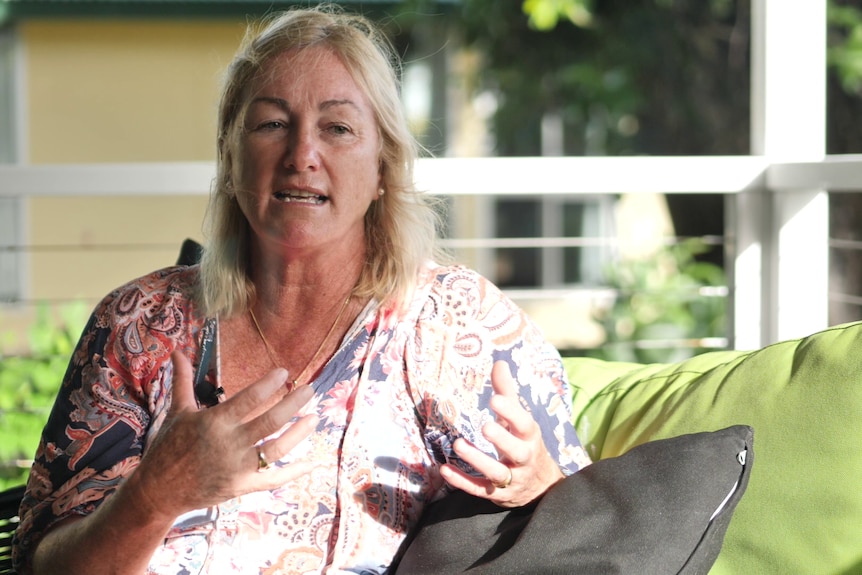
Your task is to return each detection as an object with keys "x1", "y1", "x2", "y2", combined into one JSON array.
[{"x1": 234, "y1": 45, "x2": 381, "y2": 258}]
